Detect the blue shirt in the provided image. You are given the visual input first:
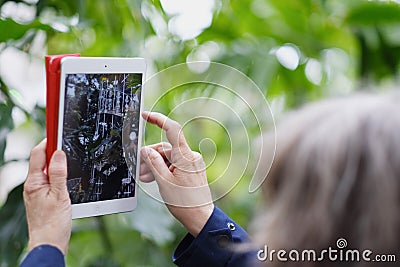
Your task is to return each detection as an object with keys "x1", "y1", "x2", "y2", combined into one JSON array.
[
  {"x1": 173, "y1": 206, "x2": 256, "y2": 266},
  {"x1": 20, "y1": 206, "x2": 257, "y2": 266},
  {"x1": 20, "y1": 245, "x2": 65, "y2": 267}
]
